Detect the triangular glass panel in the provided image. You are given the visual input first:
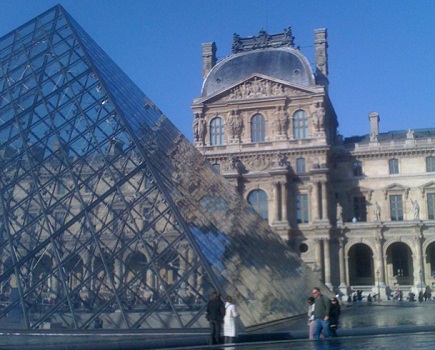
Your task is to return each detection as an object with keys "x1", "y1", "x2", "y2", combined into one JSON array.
[{"x1": 0, "y1": 5, "x2": 326, "y2": 331}]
